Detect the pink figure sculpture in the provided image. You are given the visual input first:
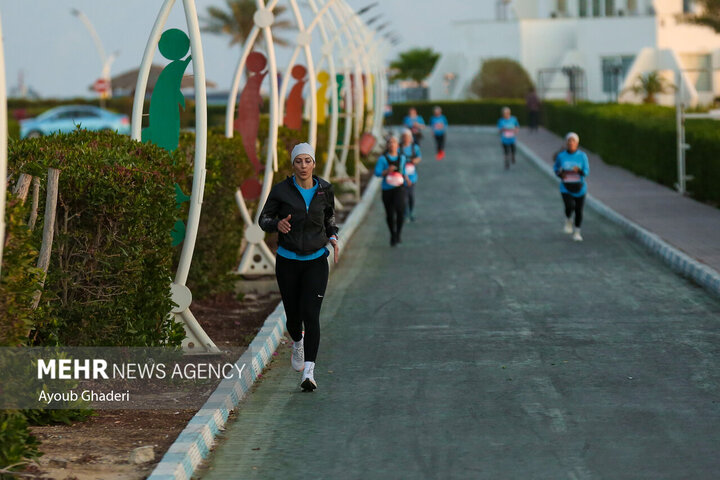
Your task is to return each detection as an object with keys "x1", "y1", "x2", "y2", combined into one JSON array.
[
  {"x1": 235, "y1": 51, "x2": 268, "y2": 175},
  {"x1": 284, "y1": 64, "x2": 307, "y2": 131}
]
